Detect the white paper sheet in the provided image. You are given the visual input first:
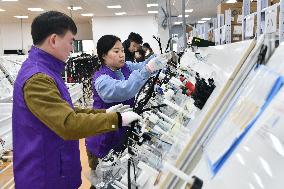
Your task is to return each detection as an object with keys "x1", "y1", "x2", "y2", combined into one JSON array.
[{"x1": 205, "y1": 66, "x2": 279, "y2": 165}]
